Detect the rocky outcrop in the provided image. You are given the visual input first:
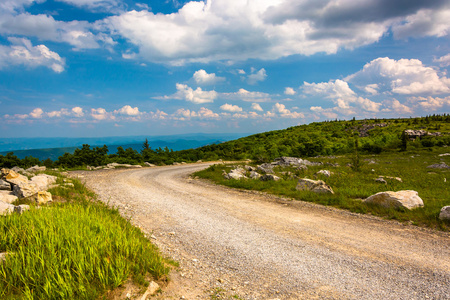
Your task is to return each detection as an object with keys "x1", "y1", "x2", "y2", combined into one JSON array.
[
  {"x1": 427, "y1": 162, "x2": 450, "y2": 169},
  {"x1": 144, "y1": 162, "x2": 156, "y2": 167},
  {"x1": 249, "y1": 171, "x2": 261, "y2": 179},
  {"x1": 274, "y1": 157, "x2": 322, "y2": 167},
  {"x1": 364, "y1": 190, "x2": 424, "y2": 210},
  {"x1": 404, "y1": 129, "x2": 441, "y2": 140},
  {"x1": 224, "y1": 168, "x2": 248, "y2": 180},
  {"x1": 25, "y1": 165, "x2": 46, "y2": 173},
  {"x1": 439, "y1": 206, "x2": 450, "y2": 221},
  {"x1": 296, "y1": 178, "x2": 334, "y2": 194},
  {"x1": 257, "y1": 163, "x2": 274, "y2": 174},
  {"x1": 29, "y1": 191, "x2": 52, "y2": 205},
  {"x1": 0, "y1": 201, "x2": 14, "y2": 215}
]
